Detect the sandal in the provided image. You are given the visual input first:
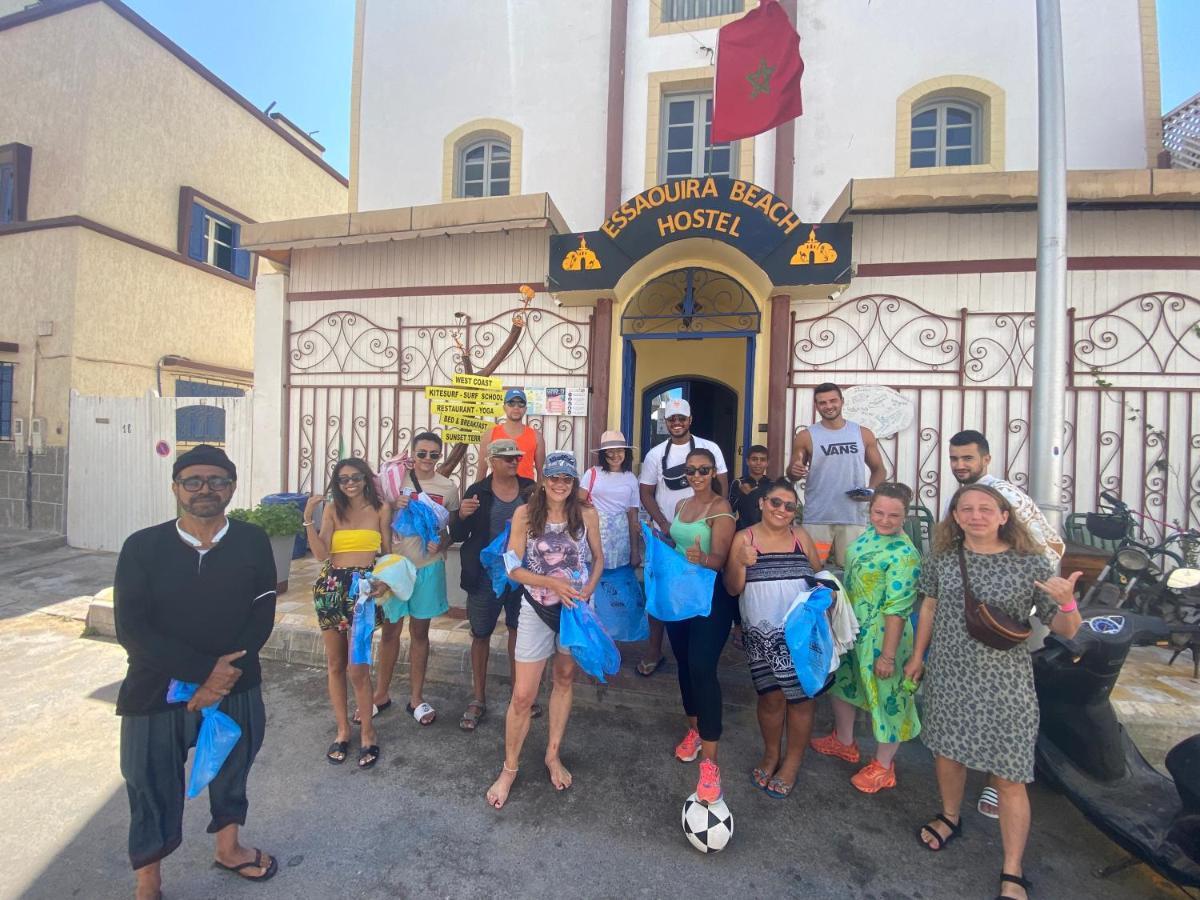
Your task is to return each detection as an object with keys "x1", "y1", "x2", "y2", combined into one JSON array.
[
  {"x1": 636, "y1": 656, "x2": 666, "y2": 677},
  {"x1": 917, "y1": 813, "x2": 963, "y2": 851},
  {"x1": 460, "y1": 700, "x2": 486, "y2": 731},
  {"x1": 530, "y1": 702, "x2": 543, "y2": 719},
  {"x1": 407, "y1": 701, "x2": 436, "y2": 726},
  {"x1": 358, "y1": 744, "x2": 380, "y2": 769},
  {"x1": 751, "y1": 766, "x2": 773, "y2": 790},
  {"x1": 351, "y1": 699, "x2": 393, "y2": 724},
  {"x1": 326, "y1": 740, "x2": 349, "y2": 765},
  {"x1": 763, "y1": 776, "x2": 794, "y2": 799},
  {"x1": 997, "y1": 872, "x2": 1032, "y2": 899},
  {"x1": 978, "y1": 785, "x2": 1001, "y2": 819},
  {"x1": 214, "y1": 848, "x2": 278, "y2": 882}
]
